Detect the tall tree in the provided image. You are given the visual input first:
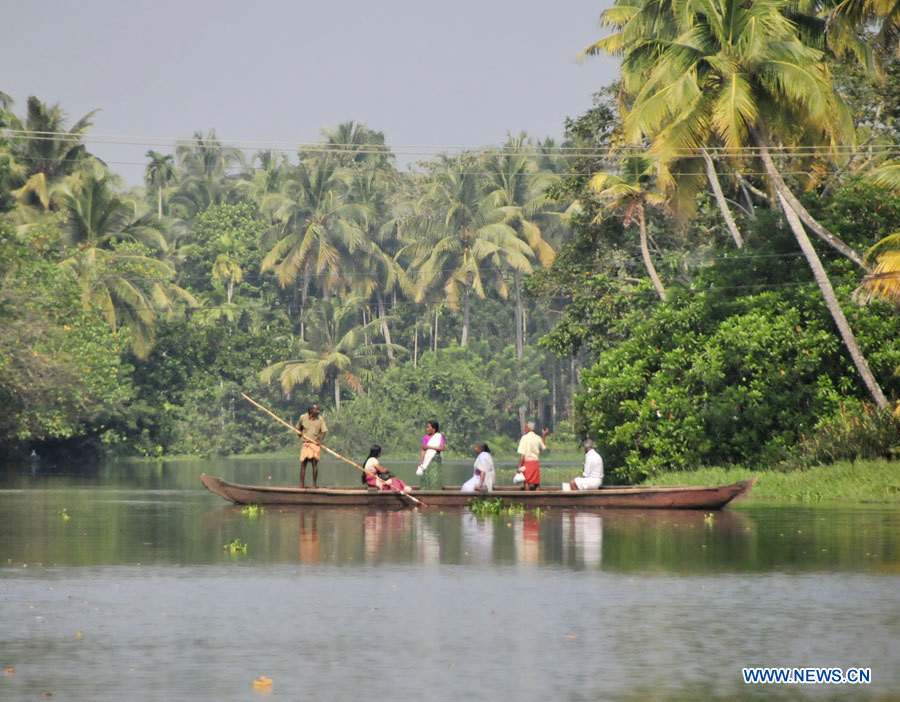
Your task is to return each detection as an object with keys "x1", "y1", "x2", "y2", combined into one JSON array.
[
  {"x1": 322, "y1": 121, "x2": 393, "y2": 168},
  {"x1": 605, "y1": 0, "x2": 889, "y2": 408},
  {"x1": 170, "y1": 130, "x2": 243, "y2": 217},
  {"x1": 260, "y1": 154, "x2": 369, "y2": 332},
  {"x1": 260, "y1": 297, "x2": 400, "y2": 409},
  {"x1": 582, "y1": 0, "x2": 870, "y2": 263},
  {"x1": 405, "y1": 155, "x2": 534, "y2": 347},
  {"x1": 483, "y1": 136, "x2": 558, "y2": 323},
  {"x1": 589, "y1": 154, "x2": 669, "y2": 302},
  {"x1": 346, "y1": 164, "x2": 412, "y2": 361},
  {"x1": 482, "y1": 133, "x2": 559, "y2": 424},
  {"x1": 55, "y1": 161, "x2": 197, "y2": 357},
  {"x1": 145, "y1": 150, "x2": 177, "y2": 218},
  {"x1": 7, "y1": 96, "x2": 96, "y2": 181}
]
